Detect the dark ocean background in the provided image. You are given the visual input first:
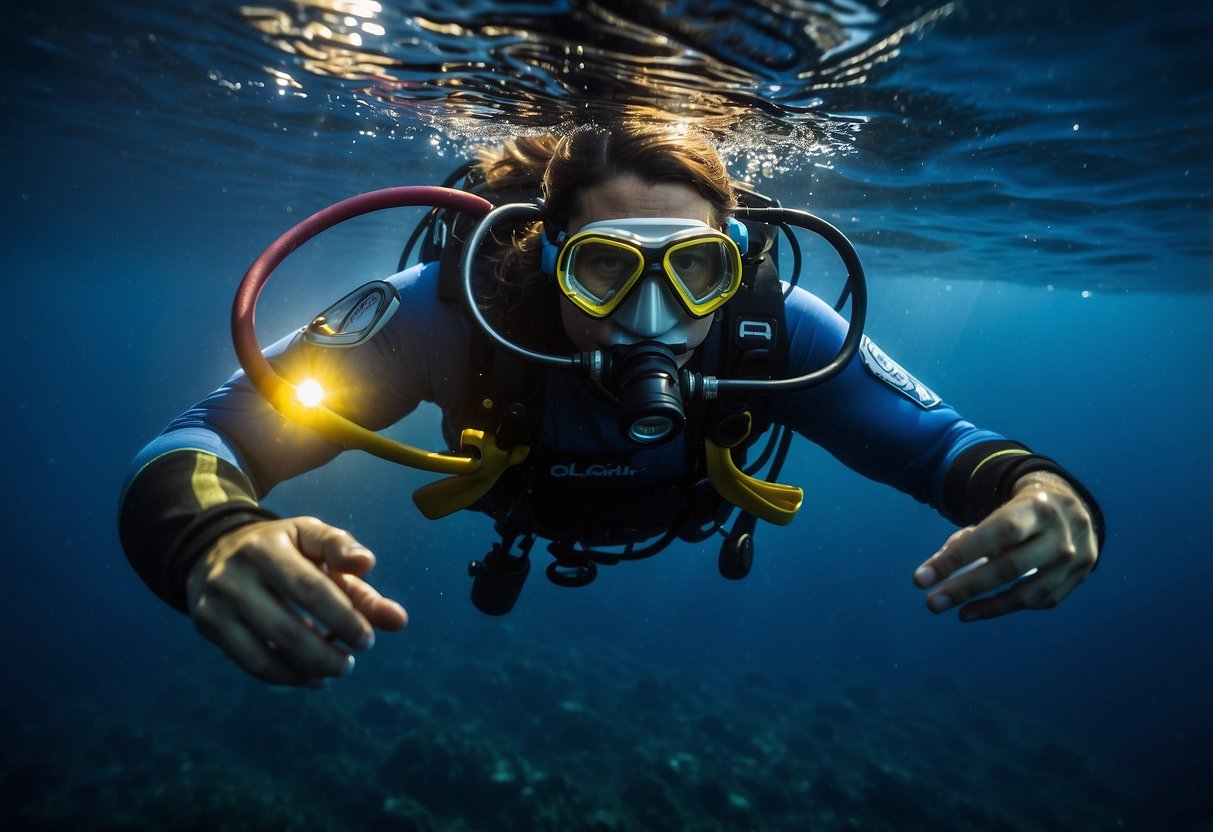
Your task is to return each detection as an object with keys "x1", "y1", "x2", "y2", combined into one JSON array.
[{"x1": 2, "y1": 1, "x2": 1210, "y2": 830}]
